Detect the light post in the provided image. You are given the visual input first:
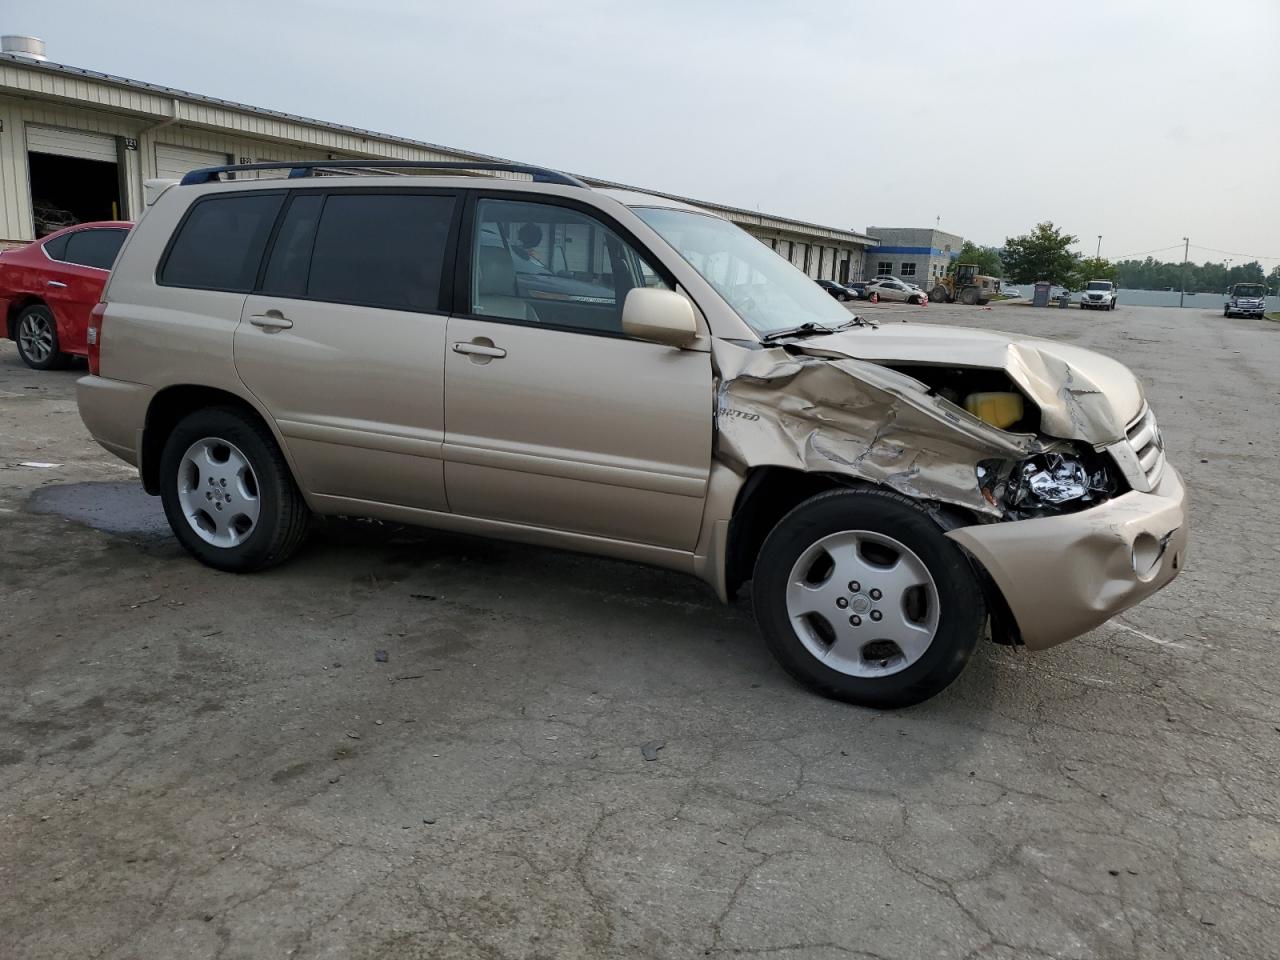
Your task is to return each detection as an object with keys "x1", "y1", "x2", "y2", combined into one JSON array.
[
  {"x1": 1179, "y1": 237, "x2": 1189, "y2": 308},
  {"x1": 1096, "y1": 235, "x2": 1102, "y2": 259}
]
